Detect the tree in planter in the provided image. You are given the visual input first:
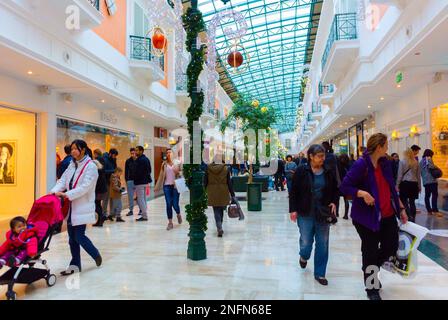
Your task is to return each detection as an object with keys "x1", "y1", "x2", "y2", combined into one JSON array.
[
  {"x1": 221, "y1": 94, "x2": 277, "y2": 181},
  {"x1": 182, "y1": 6, "x2": 208, "y2": 261}
]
